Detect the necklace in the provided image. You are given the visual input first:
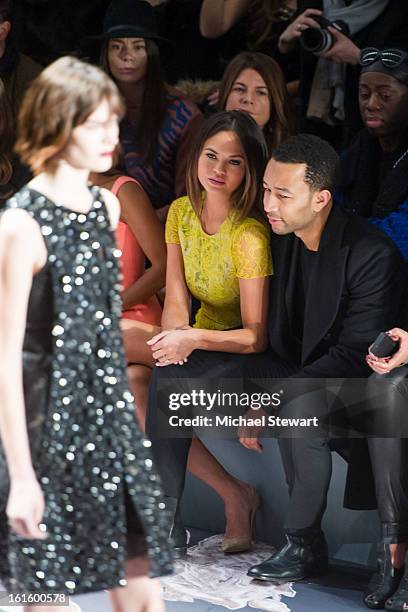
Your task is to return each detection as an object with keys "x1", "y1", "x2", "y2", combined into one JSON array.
[{"x1": 392, "y1": 147, "x2": 408, "y2": 169}]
